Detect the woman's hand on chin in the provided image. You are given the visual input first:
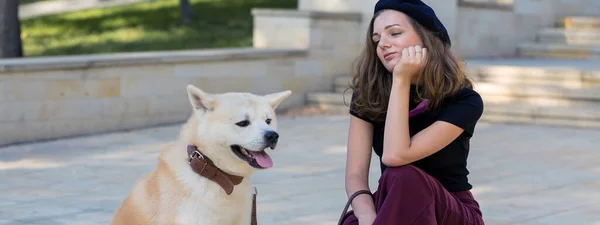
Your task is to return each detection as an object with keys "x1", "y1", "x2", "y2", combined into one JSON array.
[{"x1": 392, "y1": 45, "x2": 427, "y2": 83}]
